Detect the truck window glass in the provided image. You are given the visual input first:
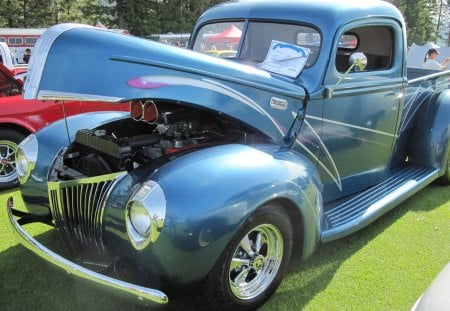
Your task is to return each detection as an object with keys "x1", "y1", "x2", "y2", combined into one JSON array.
[
  {"x1": 193, "y1": 21, "x2": 321, "y2": 68},
  {"x1": 338, "y1": 34, "x2": 358, "y2": 49},
  {"x1": 336, "y1": 25, "x2": 393, "y2": 73},
  {"x1": 241, "y1": 22, "x2": 320, "y2": 67},
  {"x1": 193, "y1": 21, "x2": 244, "y2": 57}
]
